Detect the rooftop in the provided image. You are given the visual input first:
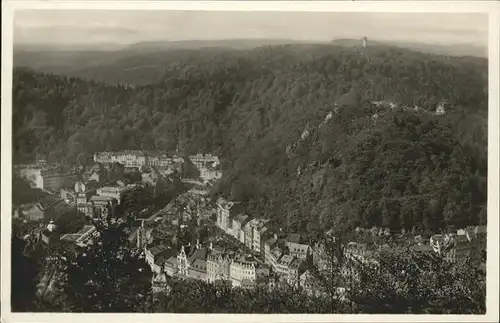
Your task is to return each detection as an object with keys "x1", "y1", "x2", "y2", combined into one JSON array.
[
  {"x1": 234, "y1": 214, "x2": 249, "y2": 225},
  {"x1": 90, "y1": 195, "x2": 113, "y2": 202},
  {"x1": 155, "y1": 255, "x2": 168, "y2": 266},
  {"x1": 77, "y1": 225, "x2": 96, "y2": 236},
  {"x1": 189, "y1": 247, "x2": 208, "y2": 264},
  {"x1": 60, "y1": 233, "x2": 81, "y2": 242},
  {"x1": 165, "y1": 256, "x2": 178, "y2": 267},
  {"x1": 288, "y1": 258, "x2": 302, "y2": 270},
  {"x1": 287, "y1": 233, "x2": 302, "y2": 244},
  {"x1": 149, "y1": 244, "x2": 169, "y2": 256},
  {"x1": 191, "y1": 259, "x2": 207, "y2": 270},
  {"x1": 279, "y1": 254, "x2": 295, "y2": 267},
  {"x1": 98, "y1": 186, "x2": 123, "y2": 192},
  {"x1": 265, "y1": 237, "x2": 277, "y2": 247}
]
